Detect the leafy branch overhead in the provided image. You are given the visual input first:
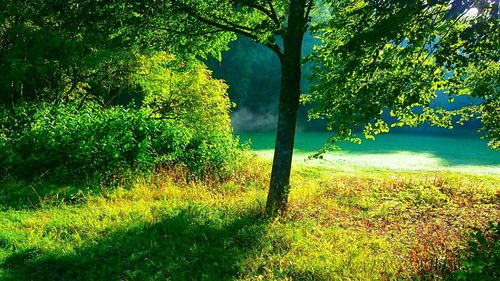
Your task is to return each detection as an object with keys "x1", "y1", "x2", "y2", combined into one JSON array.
[
  {"x1": 66, "y1": 0, "x2": 317, "y2": 59},
  {"x1": 306, "y1": 0, "x2": 499, "y2": 149},
  {"x1": 6, "y1": 0, "x2": 495, "y2": 148}
]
